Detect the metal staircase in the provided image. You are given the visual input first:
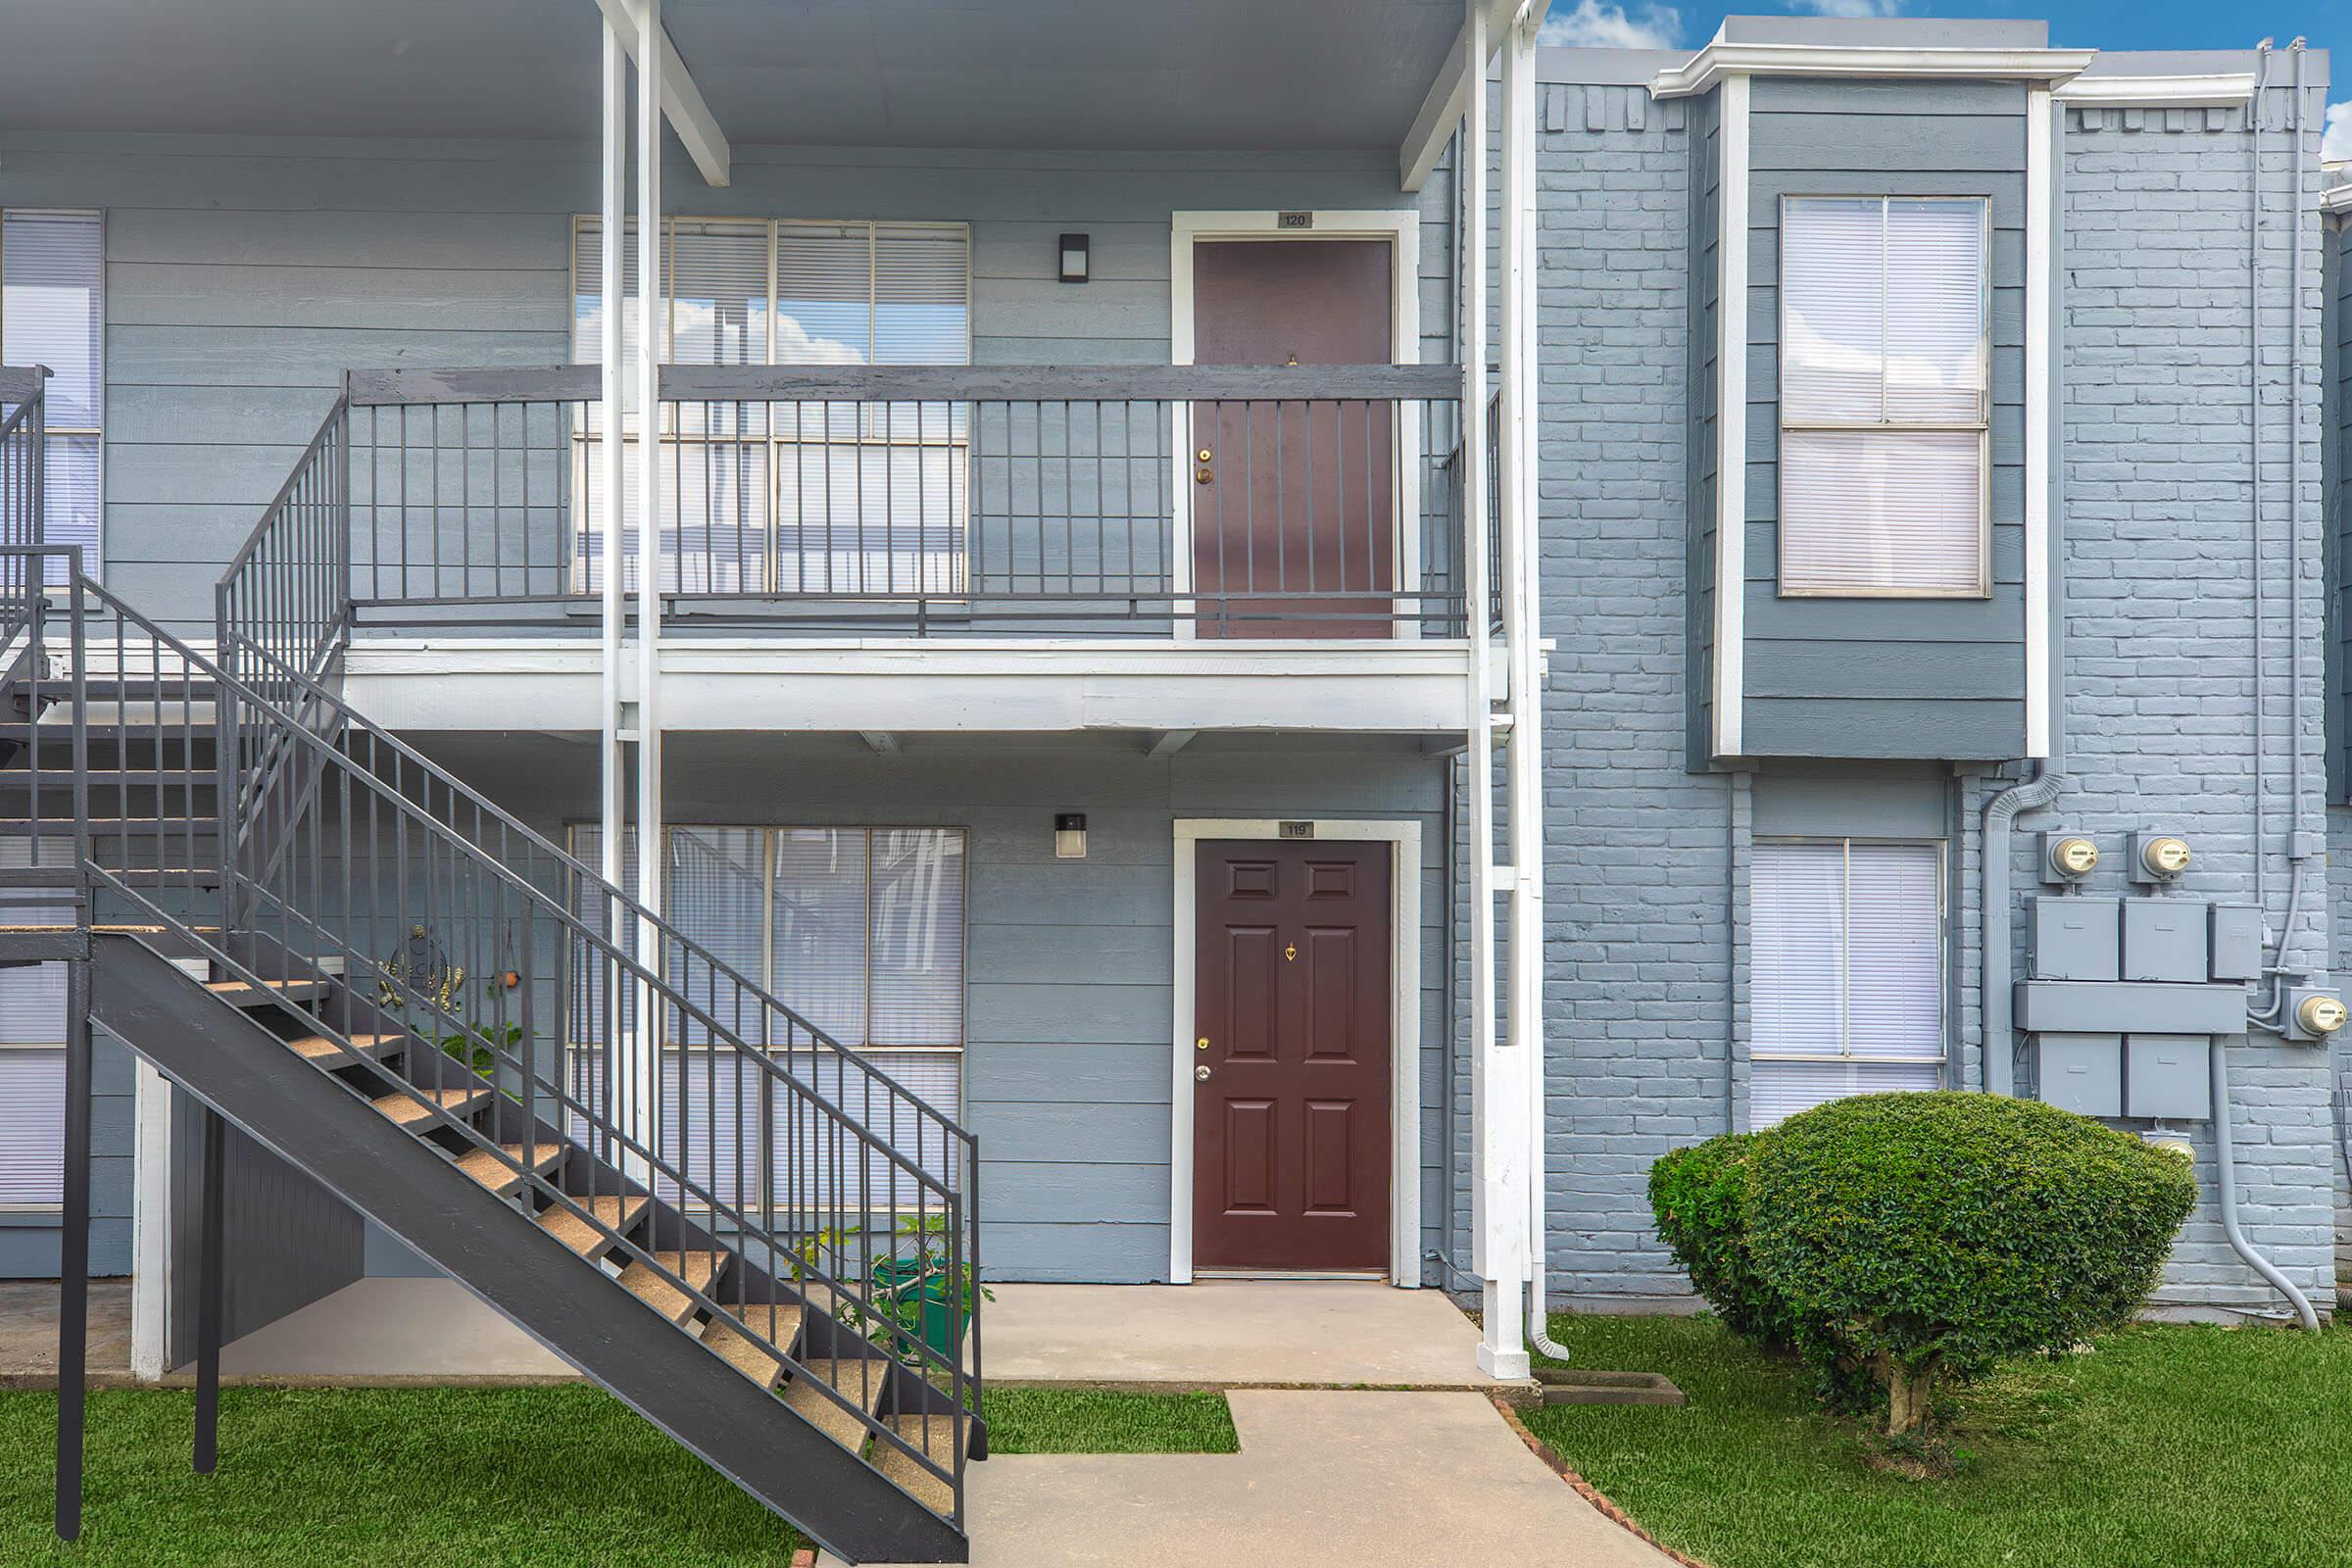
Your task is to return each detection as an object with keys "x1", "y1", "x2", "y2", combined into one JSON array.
[{"x1": 1, "y1": 373, "x2": 983, "y2": 1563}]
